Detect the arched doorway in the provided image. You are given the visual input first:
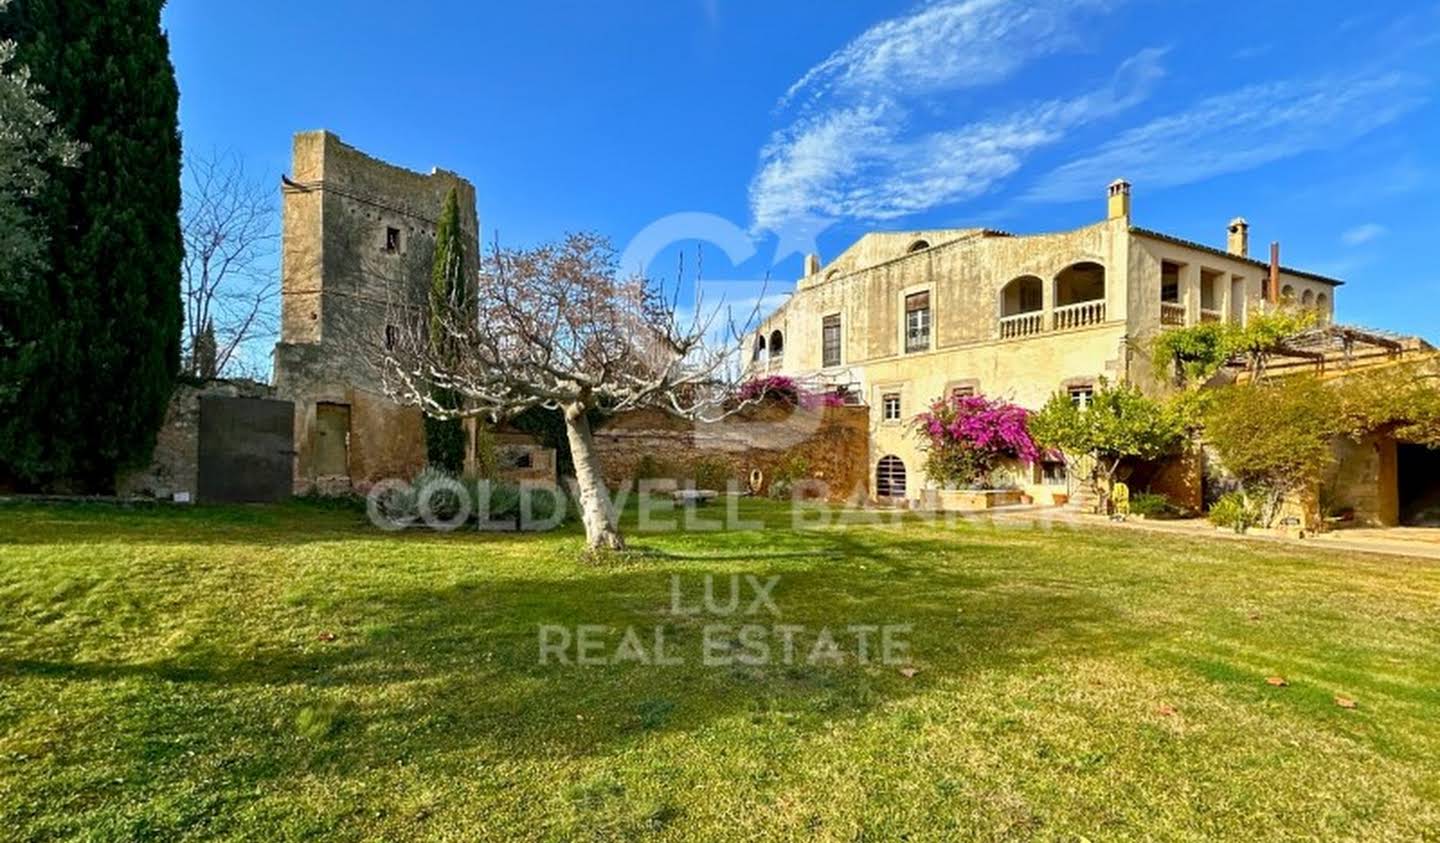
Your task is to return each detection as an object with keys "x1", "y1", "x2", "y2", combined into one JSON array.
[{"x1": 876, "y1": 455, "x2": 907, "y2": 498}]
